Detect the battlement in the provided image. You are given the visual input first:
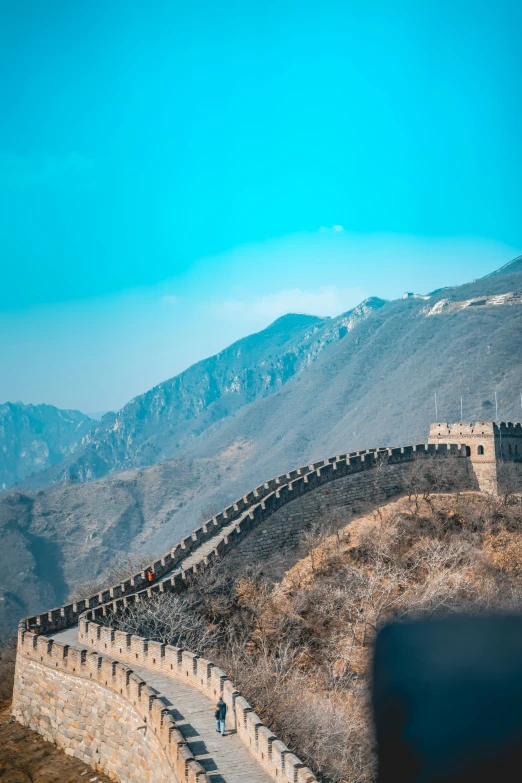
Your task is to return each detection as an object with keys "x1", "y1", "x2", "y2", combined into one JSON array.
[
  {"x1": 76, "y1": 614, "x2": 315, "y2": 783},
  {"x1": 14, "y1": 628, "x2": 208, "y2": 783},
  {"x1": 428, "y1": 421, "x2": 522, "y2": 493},
  {"x1": 19, "y1": 443, "x2": 472, "y2": 637},
  {"x1": 12, "y1": 424, "x2": 522, "y2": 783},
  {"x1": 429, "y1": 421, "x2": 522, "y2": 439}
]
